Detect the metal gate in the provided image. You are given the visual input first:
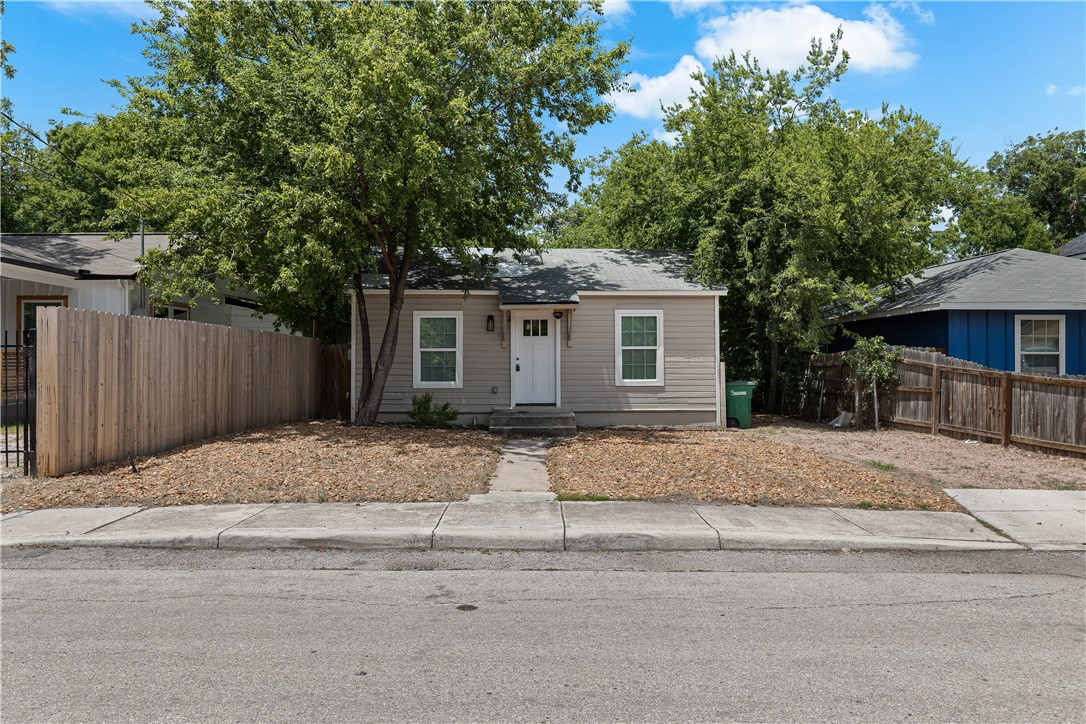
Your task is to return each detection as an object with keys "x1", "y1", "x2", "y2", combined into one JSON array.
[{"x1": 1, "y1": 329, "x2": 36, "y2": 476}]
